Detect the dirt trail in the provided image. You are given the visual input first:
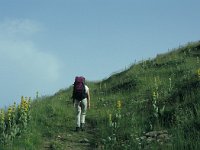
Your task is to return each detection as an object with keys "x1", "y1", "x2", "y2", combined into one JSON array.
[
  {"x1": 42, "y1": 123, "x2": 96, "y2": 150},
  {"x1": 39, "y1": 98, "x2": 98, "y2": 150},
  {"x1": 42, "y1": 102, "x2": 95, "y2": 150}
]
